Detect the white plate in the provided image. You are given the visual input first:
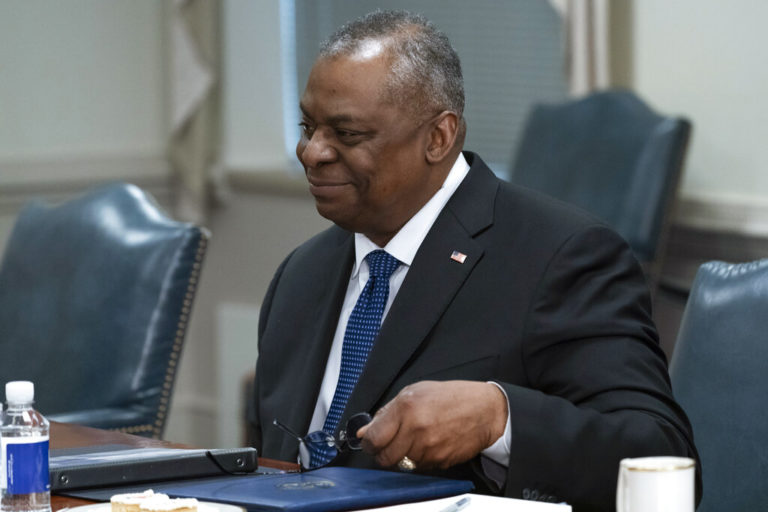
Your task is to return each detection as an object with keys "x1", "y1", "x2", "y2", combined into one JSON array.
[{"x1": 61, "y1": 502, "x2": 245, "y2": 512}]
